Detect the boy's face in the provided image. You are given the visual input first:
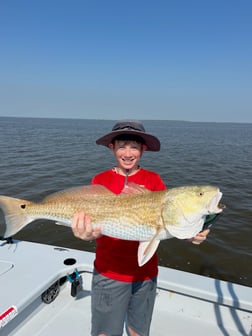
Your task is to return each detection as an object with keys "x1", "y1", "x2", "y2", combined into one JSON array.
[{"x1": 110, "y1": 140, "x2": 146, "y2": 171}]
